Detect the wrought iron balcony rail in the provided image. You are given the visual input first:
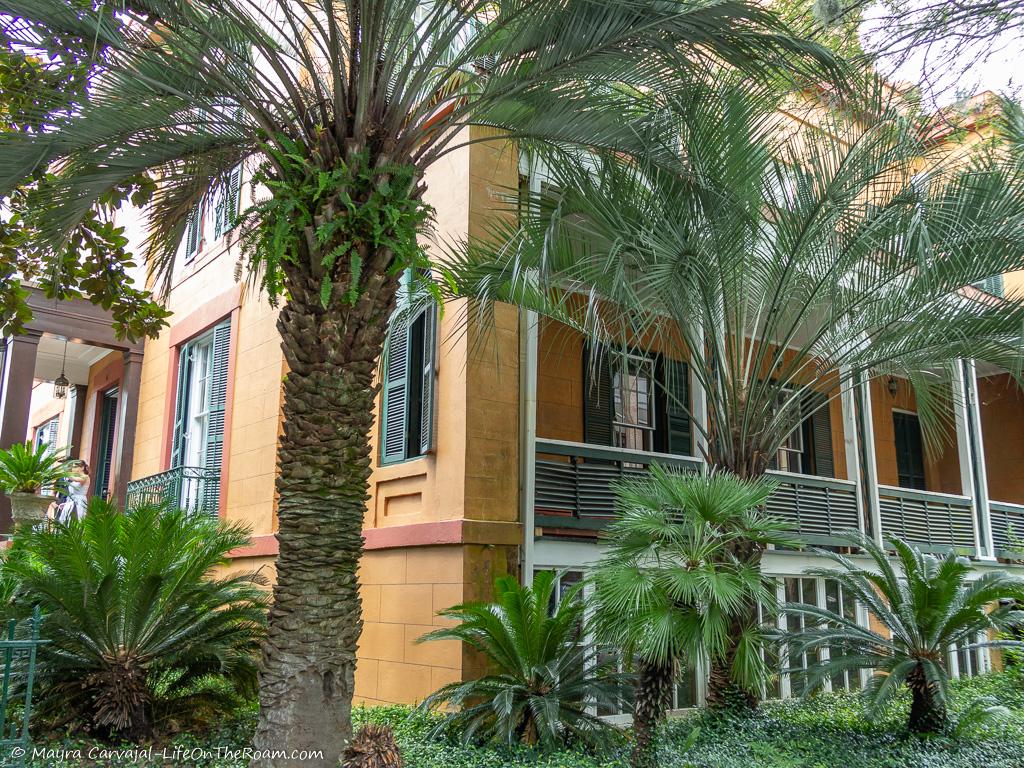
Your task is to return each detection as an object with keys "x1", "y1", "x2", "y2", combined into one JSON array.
[{"x1": 125, "y1": 466, "x2": 220, "y2": 517}]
